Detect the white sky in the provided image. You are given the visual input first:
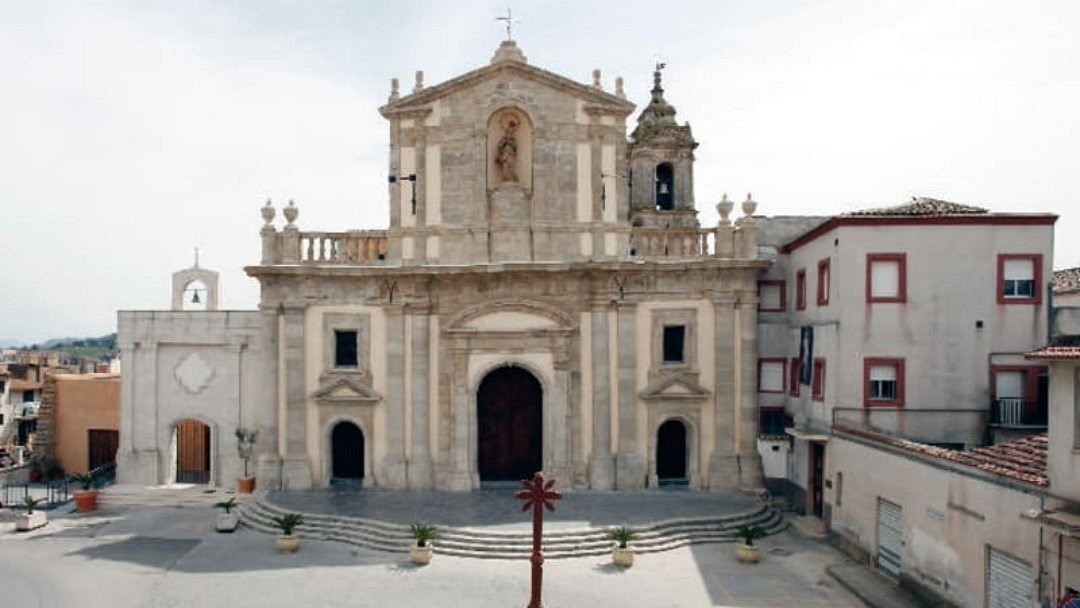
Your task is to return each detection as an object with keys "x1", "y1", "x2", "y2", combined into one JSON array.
[{"x1": 1, "y1": 1, "x2": 1078, "y2": 344}]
